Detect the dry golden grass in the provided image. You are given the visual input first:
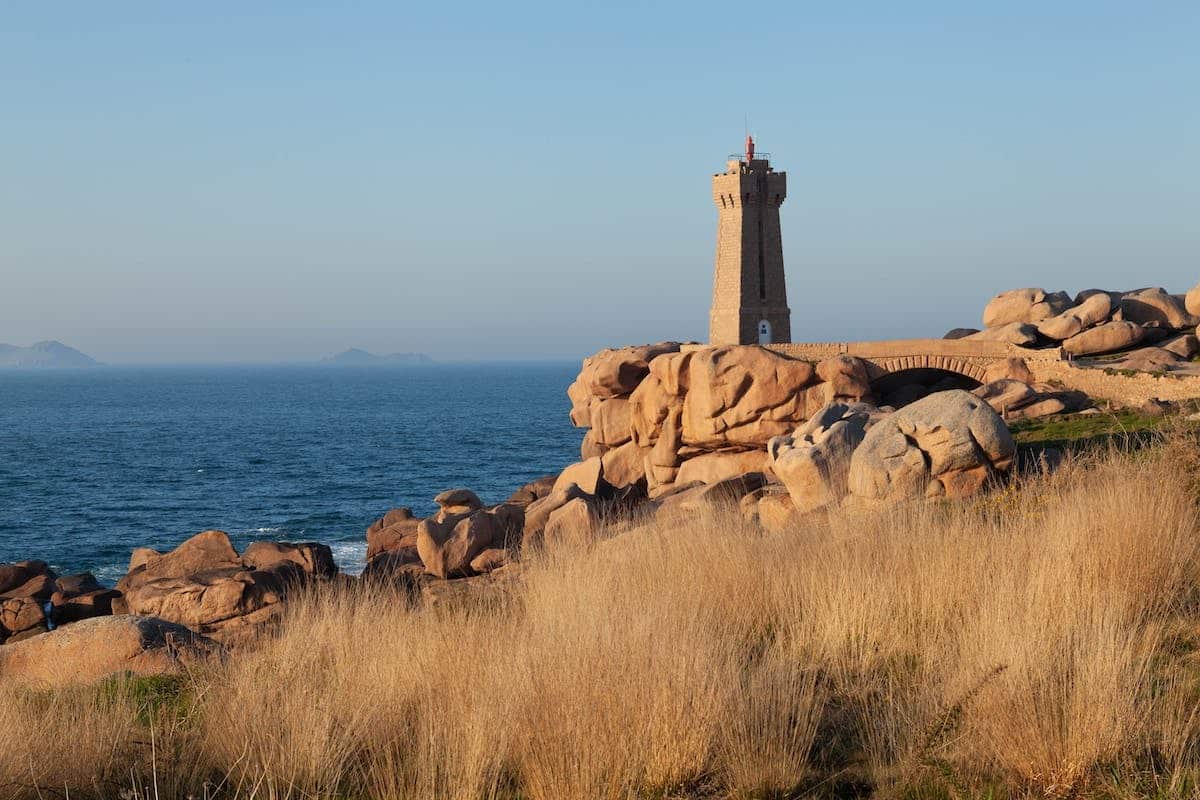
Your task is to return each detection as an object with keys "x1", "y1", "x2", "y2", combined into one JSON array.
[{"x1": 5, "y1": 439, "x2": 1200, "y2": 799}]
